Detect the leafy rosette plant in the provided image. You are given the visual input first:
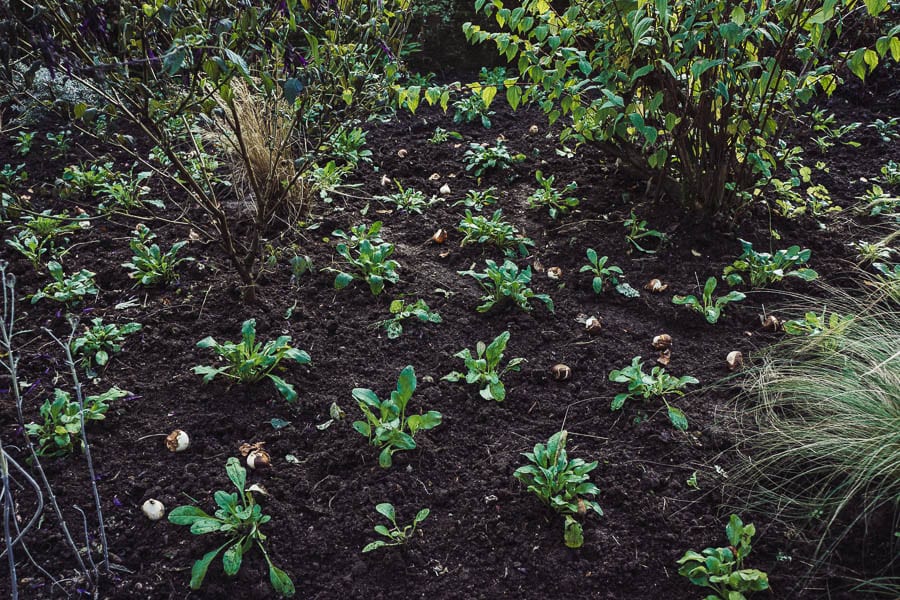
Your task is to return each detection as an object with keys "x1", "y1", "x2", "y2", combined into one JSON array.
[
  {"x1": 442, "y1": 331, "x2": 525, "y2": 401},
  {"x1": 169, "y1": 457, "x2": 295, "y2": 596},
  {"x1": 677, "y1": 514, "x2": 770, "y2": 599},
  {"x1": 352, "y1": 365, "x2": 442, "y2": 468},
  {"x1": 514, "y1": 430, "x2": 603, "y2": 548},
  {"x1": 608, "y1": 356, "x2": 698, "y2": 430},
  {"x1": 672, "y1": 277, "x2": 746, "y2": 324},
  {"x1": 193, "y1": 319, "x2": 310, "y2": 402},
  {"x1": 723, "y1": 240, "x2": 818, "y2": 287}
]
